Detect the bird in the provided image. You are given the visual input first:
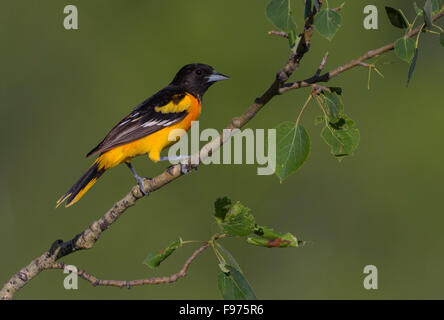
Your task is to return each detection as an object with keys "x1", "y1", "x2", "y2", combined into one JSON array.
[{"x1": 56, "y1": 63, "x2": 229, "y2": 208}]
